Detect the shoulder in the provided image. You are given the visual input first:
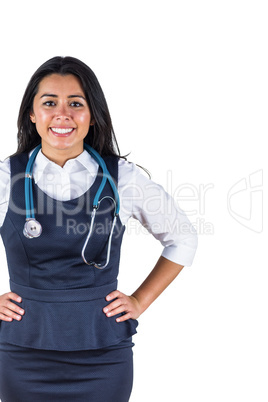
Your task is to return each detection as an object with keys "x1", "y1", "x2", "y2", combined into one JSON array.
[
  {"x1": 0, "y1": 158, "x2": 11, "y2": 207},
  {"x1": 117, "y1": 159, "x2": 154, "y2": 204},
  {"x1": 118, "y1": 158, "x2": 149, "y2": 177},
  {"x1": 118, "y1": 158, "x2": 150, "y2": 186},
  {"x1": 0, "y1": 157, "x2": 11, "y2": 179}
]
